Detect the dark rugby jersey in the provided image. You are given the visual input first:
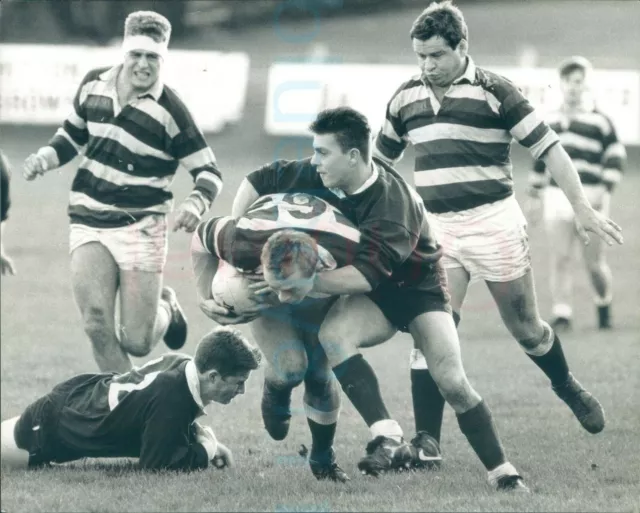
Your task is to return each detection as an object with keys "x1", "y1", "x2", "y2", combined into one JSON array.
[
  {"x1": 0, "y1": 150, "x2": 10, "y2": 222},
  {"x1": 530, "y1": 105, "x2": 626, "y2": 192},
  {"x1": 245, "y1": 158, "x2": 442, "y2": 289},
  {"x1": 48, "y1": 66, "x2": 222, "y2": 228},
  {"x1": 48, "y1": 354, "x2": 210, "y2": 470},
  {"x1": 196, "y1": 192, "x2": 361, "y2": 273}
]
